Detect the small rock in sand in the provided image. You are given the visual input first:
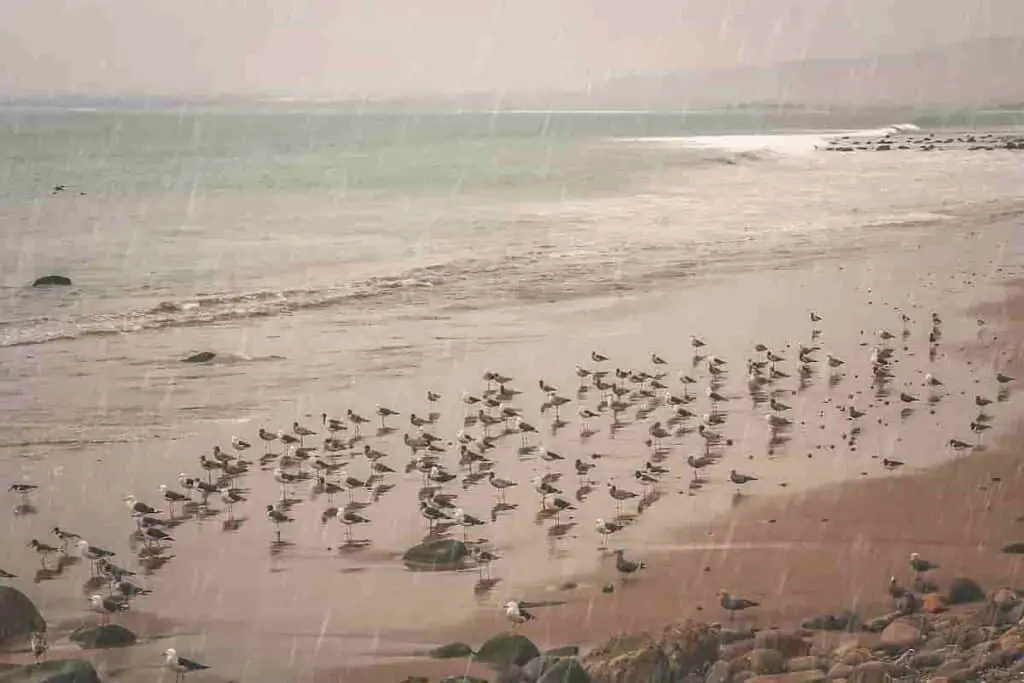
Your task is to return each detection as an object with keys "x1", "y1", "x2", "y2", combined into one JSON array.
[{"x1": 878, "y1": 617, "x2": 923, "y2": 652}]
